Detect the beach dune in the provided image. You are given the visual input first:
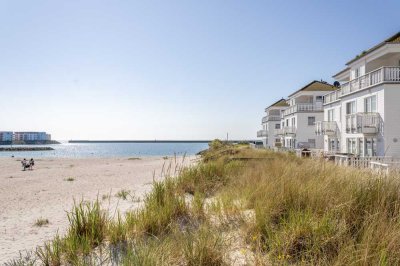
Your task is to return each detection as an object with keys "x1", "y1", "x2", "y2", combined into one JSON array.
[{"x1": 0, "y1": 156, "x2": 193, "y2": 262}]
